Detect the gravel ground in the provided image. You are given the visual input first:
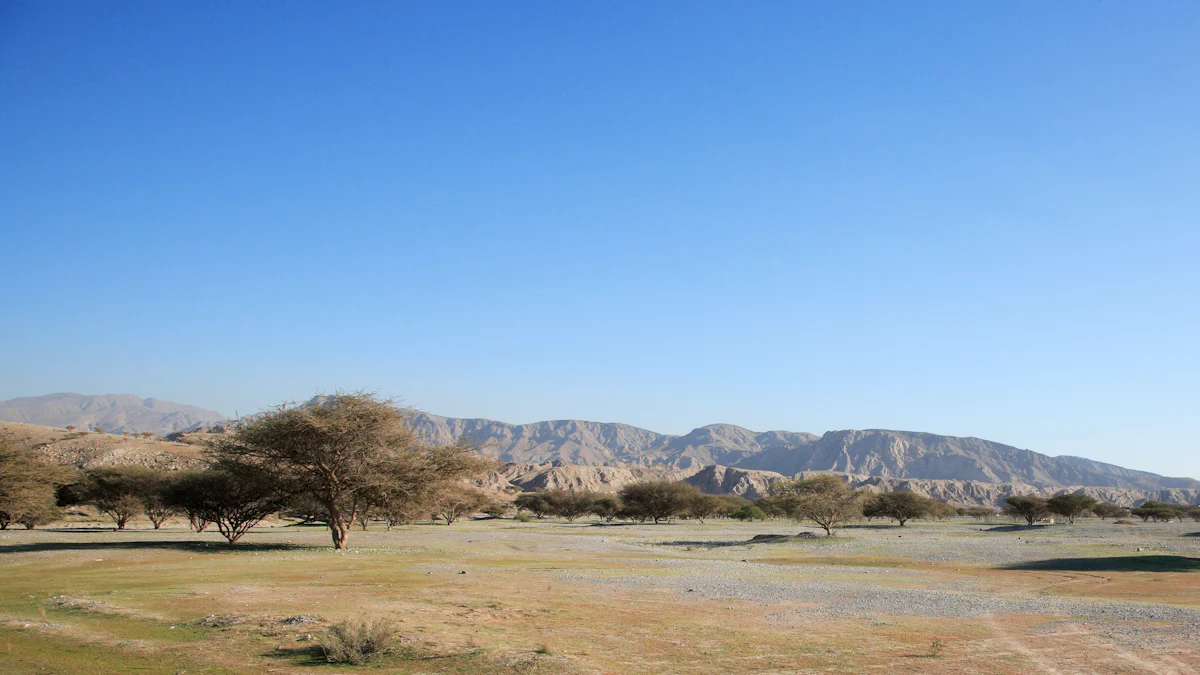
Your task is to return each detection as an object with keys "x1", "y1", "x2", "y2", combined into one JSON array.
[
  {"x1": 557, "y1": 564, "x2": 1198, "y2": 623},
  {"x1": 537, "y1": 520, "x2": 1200, "y2": 652}
]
